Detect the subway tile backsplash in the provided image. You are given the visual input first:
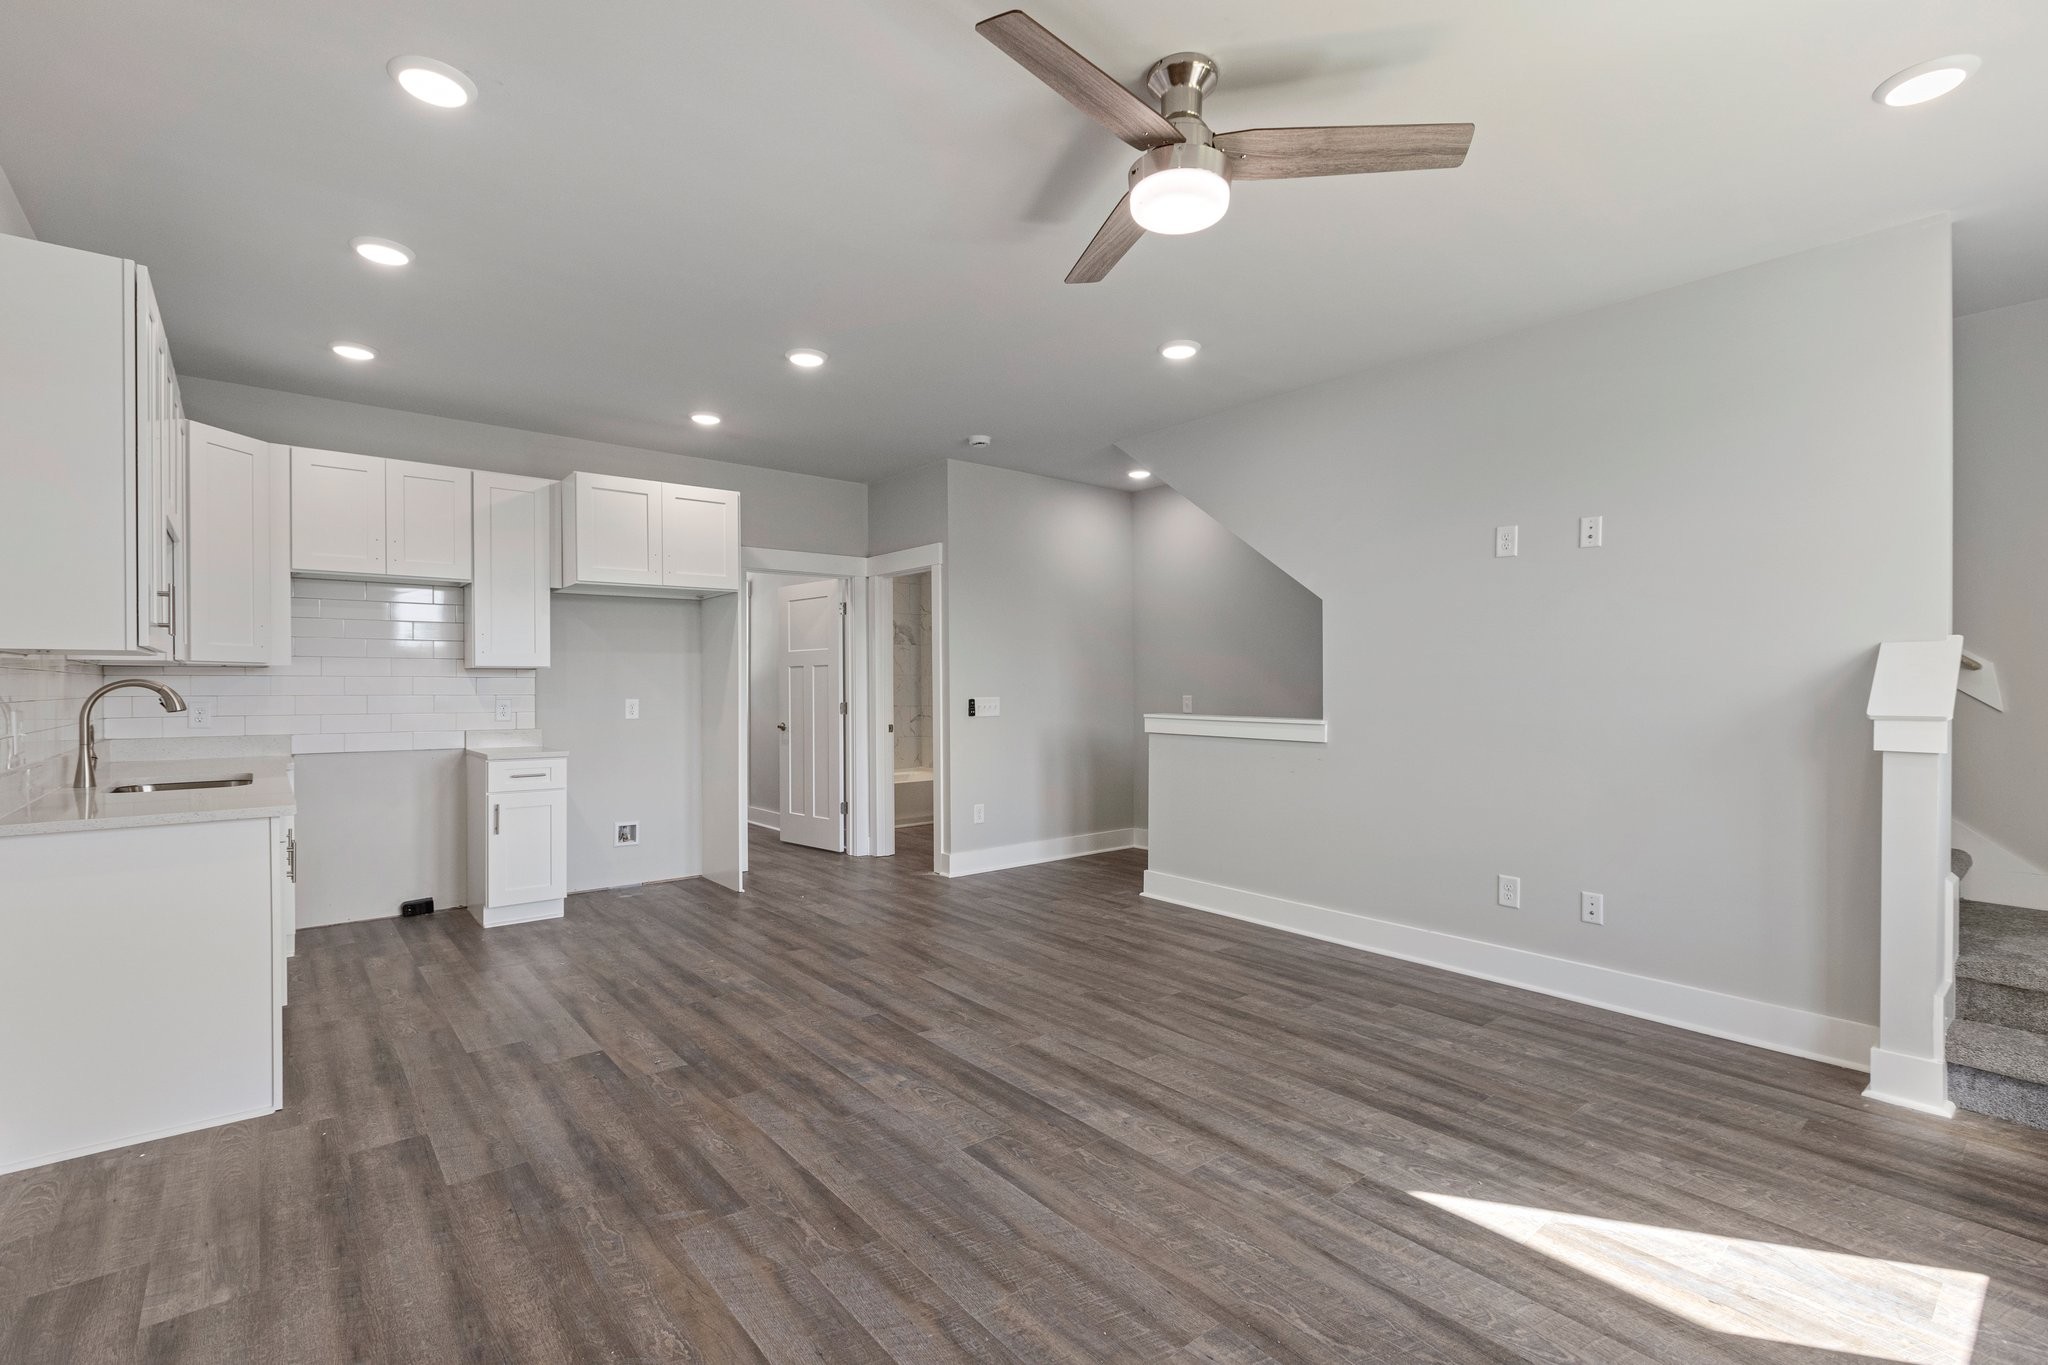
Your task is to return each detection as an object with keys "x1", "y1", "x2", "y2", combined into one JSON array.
[
  {"x1": 0, "y1": 653, "x2": 104, "y2": 817},
  {"x1": 101, "y1": 579, "x2": 536, "y2": 754}
]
